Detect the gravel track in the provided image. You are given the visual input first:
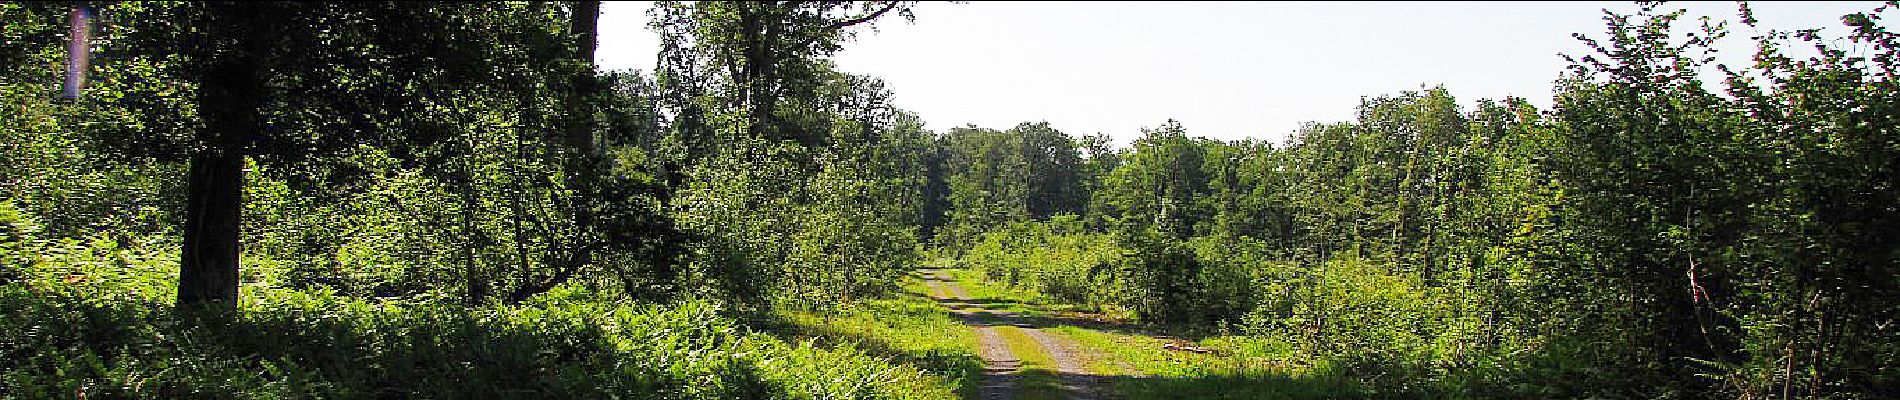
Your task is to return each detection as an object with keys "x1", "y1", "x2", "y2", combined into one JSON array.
[
  {"x1": 922, "y1": 268, "x2": 1104, "y2": 400},
  {"x1": 1021, "y1": 328, "x2": 1102, "y2": 400}
]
